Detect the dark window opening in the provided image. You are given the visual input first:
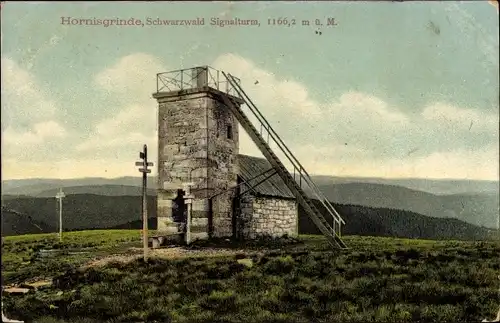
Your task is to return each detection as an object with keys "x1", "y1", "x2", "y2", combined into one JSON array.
[
  {"x1": 227, "y1": 125, "x2": 233, "y2": 140},
  {"x1": 172, "y1": 189, "x2": 187, "y2": 228}
]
